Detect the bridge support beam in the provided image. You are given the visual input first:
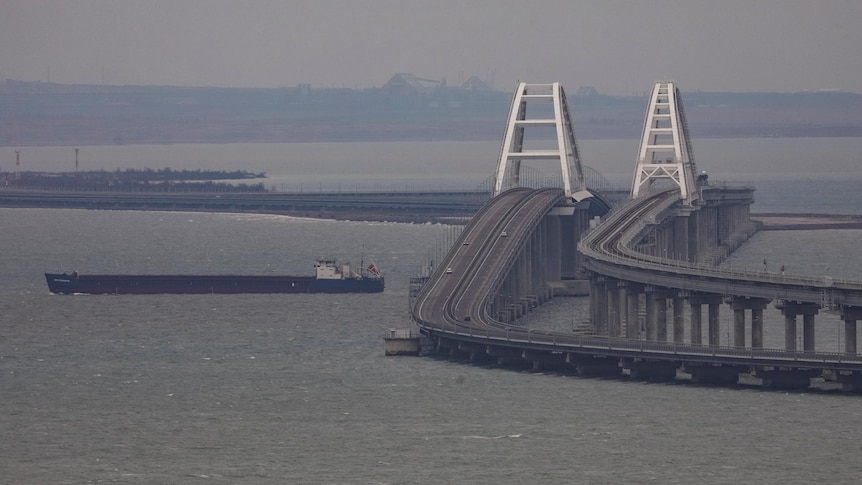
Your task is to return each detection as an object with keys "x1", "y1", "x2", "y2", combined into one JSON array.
[
  {"x1": 625, "y1": 283, "x2": 643, "y2": 340},
  {"x1": 672, "y1": 296, "x2": 686, "y2": 344},
  {"x1": 672, "y1": 213, "x2": 691, "y2": 262},
  {"x1": 839, "y1": 307, "x2": 862, "y2": 354},
  {"x1": 607, "y1": 279, "x2": 622, "y2": 338},
  {"x1": 730, "y1": 297, "x2": 770, "y2": 349},
  {"x1": 590, "y1": 276, "x2": 608, "y2": 335},
  {"x1": 778, "y1": 301, "x2": 820, "y2": 352},
  {"x1": 803, "y1": 313, "x2": 816, "y2": 352},
  {"x1": 645, "y1": 287, "x2": 674, "y2": 342},
  {"x1": 709, "y1": 302, "x2": 721, "y2": 347},
  {"x1": 689, "y1": 293, "x2": 723, "y2": 346}
]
